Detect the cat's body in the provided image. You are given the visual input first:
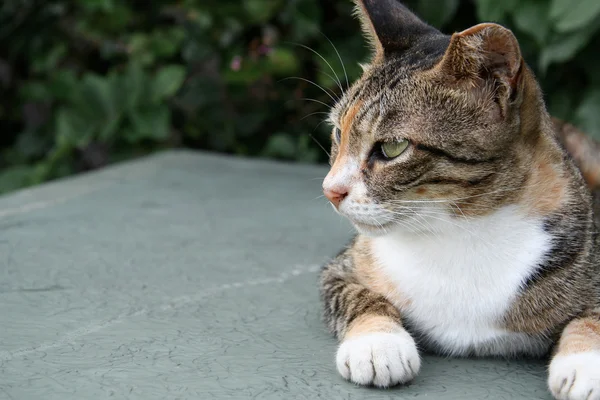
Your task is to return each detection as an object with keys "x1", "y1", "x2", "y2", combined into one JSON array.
[{"x1": 318, "y1": 1, "x2": 600, "y2": 399}]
